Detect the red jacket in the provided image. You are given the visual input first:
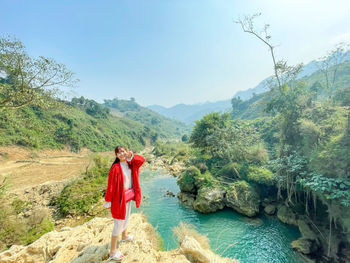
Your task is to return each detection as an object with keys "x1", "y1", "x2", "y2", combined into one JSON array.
[{"x1": 105, "y1": 154, "x2": 145, "y2": 219}]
